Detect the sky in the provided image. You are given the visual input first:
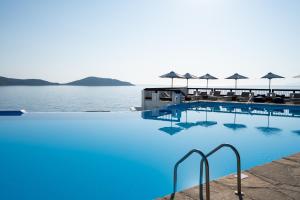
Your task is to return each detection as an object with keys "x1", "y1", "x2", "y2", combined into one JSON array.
[{"x1": 0, "y1": 0, "x2": 299, "y2": 86}]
